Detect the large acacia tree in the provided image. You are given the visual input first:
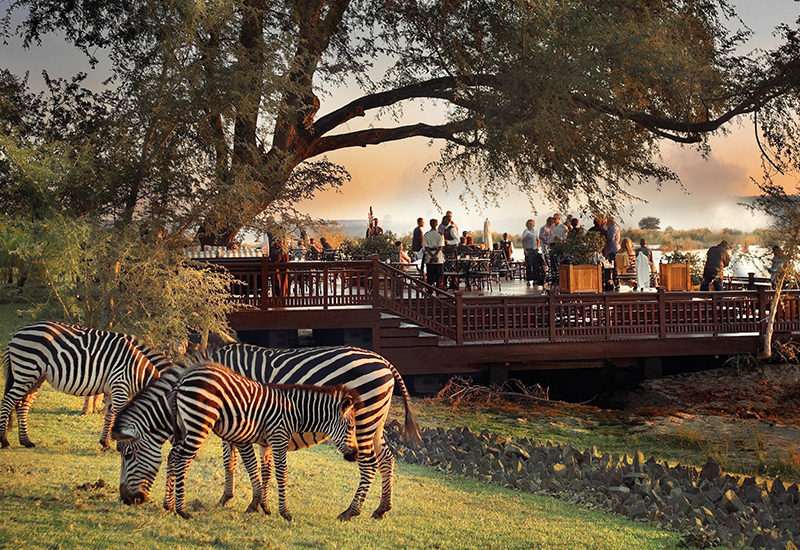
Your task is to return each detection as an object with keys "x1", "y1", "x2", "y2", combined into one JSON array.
[{"x1": 3, "y1": 0, "x2": 799, "y2": 245}]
